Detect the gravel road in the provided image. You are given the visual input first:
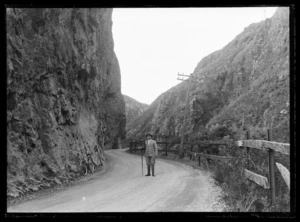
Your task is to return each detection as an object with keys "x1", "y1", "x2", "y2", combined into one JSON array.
[{"x1": 7, "y1": 149, "x2": 226, "y2": 212}]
